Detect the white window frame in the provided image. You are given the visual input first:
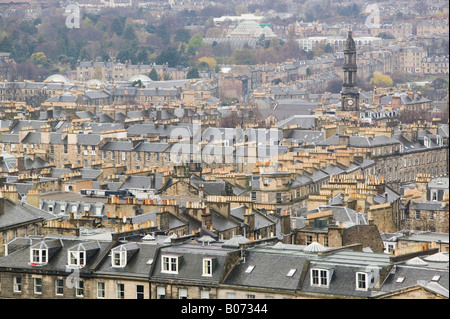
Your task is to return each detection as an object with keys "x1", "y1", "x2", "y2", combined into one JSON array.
[
  {"x1": 55, "y1": 278, "x2": 64, "y2": 296},
  {"x1": 202, "y1": 258, "x2": 213, "y2": 277},
  {"x1": 76, "y1": 280, "x2": 84, "y2": 297},
  {"x1": 34, "y1": 277, "x2": 42, "y2": 295},
  {"x1": 97, "y1": 281, "x2": 105, "y2": 299},
  {"x1": 112, "y1": 251, "x2": 127, "y2": 268},
  {"x1": 156, "y1": 286, "x2": 166, "y2": 299},
  {"x1": 226, "y1": 292, "x2": 236, "y2": 299},
  {"x1": 161, "y1": 255, "x2": 179, "y2": 274},
  {"x1": 30, "y1": 248, "x2": 47, "y2": 265},
  {"x1": 201, "y1": 290, "x2": 210, "y2": 299},
  {"x1": 310, "y1": 268, "x2": 331, "y2": 288},
  {"x1": 116, "y1": 283, "x2": 125, "y2": 299},
  {"x1": 356, "y1": 272, "x2": 369, "y2": 291},
  {"x1": 178, "y1": 288, "x2": 188, "y2": 299},
  {"x1": 68, "y1": 251, "x2": 86, "y2": 268},
  {"x1": 13, "y1": 276, "x2": 21, "y2": 293},
  {"x1": 136, "y1": 285, "x2": 145, "y2": 299}
]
